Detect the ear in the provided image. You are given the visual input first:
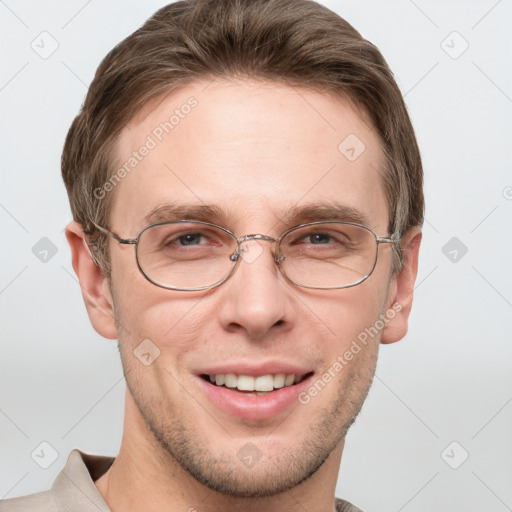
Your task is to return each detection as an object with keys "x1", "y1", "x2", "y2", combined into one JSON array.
[
  {"x1": 380, "y1": 227, "x2": 422, "y2": 344},
  {"x1": 65, "y1": 221, "x2": 118, "y2": 340}
]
